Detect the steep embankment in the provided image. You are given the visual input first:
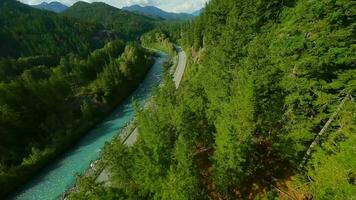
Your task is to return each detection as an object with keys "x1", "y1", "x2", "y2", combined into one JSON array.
[
  {"x1": 63, "y1": 0, "x2": 355, "y2": 200},
  {"x1": 0, "y1": 1, "x2": 159, "y2": 197},
  {"x1": 178, "y1": 0, "x2": 356, "y2": 199},
  {"x1": 67, "y1": 33, "x2": 187, "y2": 198},
  {"x1": 0, "y1": 41, "x2": 155, "y2": 198},
  {"x1": 11, "y1": 49, "x2": 167, "y2": 200}
]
